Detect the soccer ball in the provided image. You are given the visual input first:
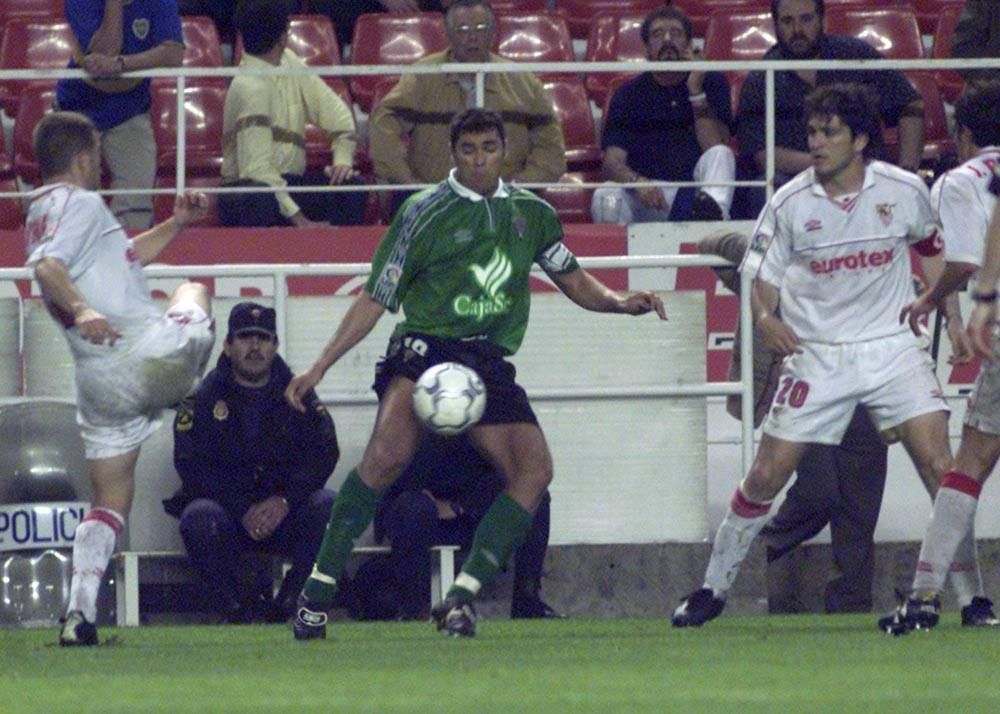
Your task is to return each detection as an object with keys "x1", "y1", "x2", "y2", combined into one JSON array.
[{"x1": 412, "y1": 362, "x2": 487, "y2": 436}]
